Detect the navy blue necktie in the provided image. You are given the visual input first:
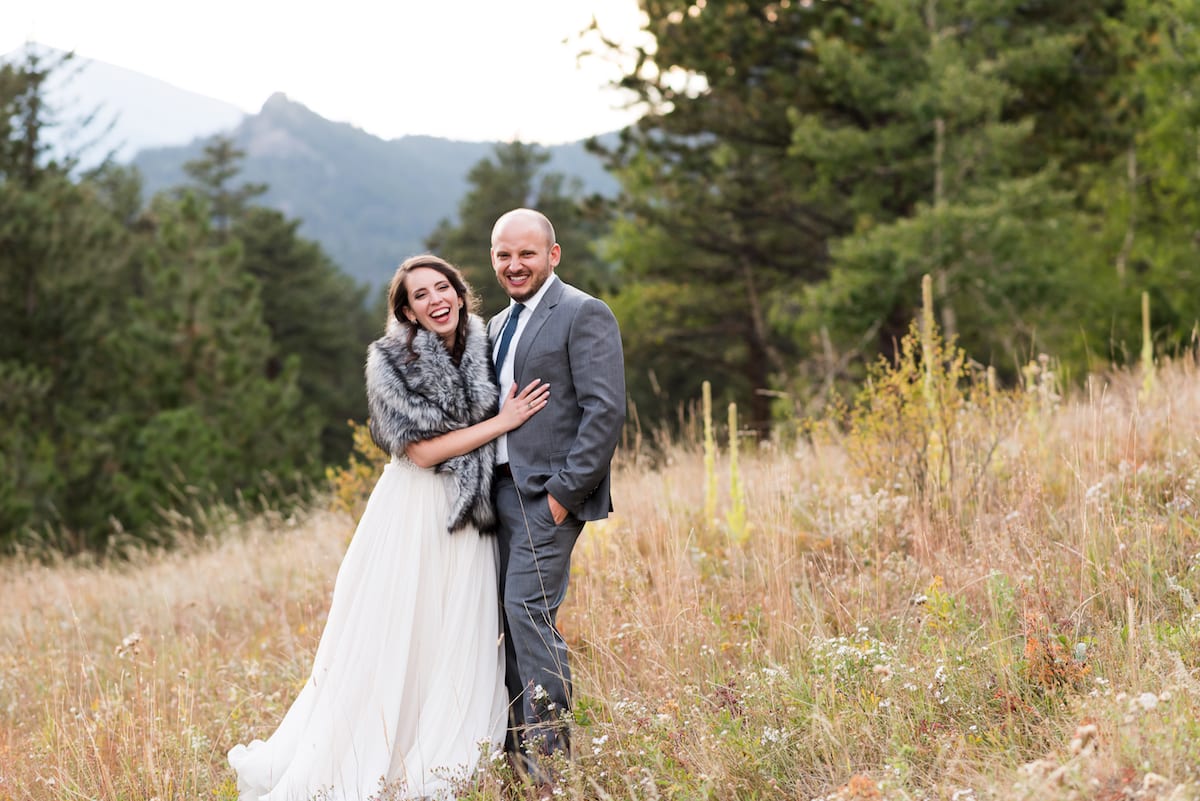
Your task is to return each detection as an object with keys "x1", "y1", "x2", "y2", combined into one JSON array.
[{"x1": 493, "y1": 303, "x2": 524, "y2": 372}]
